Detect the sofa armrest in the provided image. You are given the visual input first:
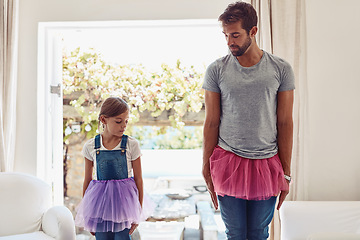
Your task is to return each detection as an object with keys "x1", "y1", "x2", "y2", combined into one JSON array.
[{"x1": 42, "y1": 206, "x2": 76, "y2": 240}]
